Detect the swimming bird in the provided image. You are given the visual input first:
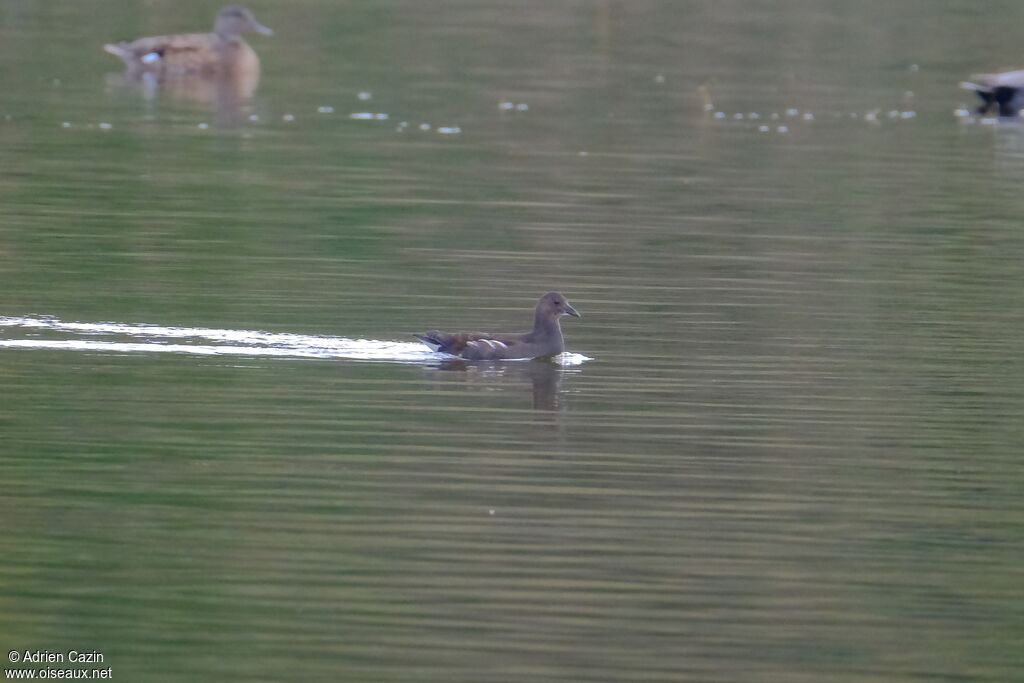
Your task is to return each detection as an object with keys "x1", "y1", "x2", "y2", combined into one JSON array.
[
  {"x1": 103, "y1": 5, "x2": 272, "y2": 78},
  {"x1": 960, "y1": 70, "x2": 1024, "y2": 117},
  {"x1": 415, "y1": 292, "x2": 581, "y2": 360}
]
